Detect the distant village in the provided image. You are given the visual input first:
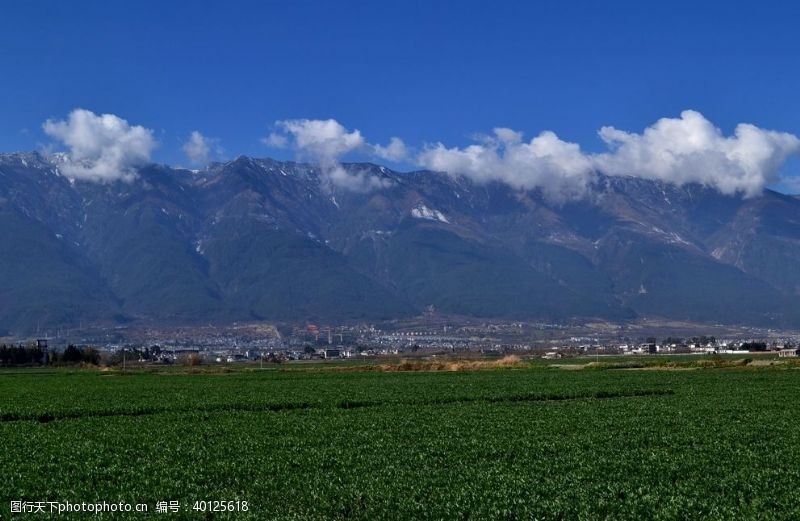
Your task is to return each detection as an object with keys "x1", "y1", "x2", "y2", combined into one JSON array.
[{"x1": 3, "y1": 320, "x2": 800, "y2": 367}]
